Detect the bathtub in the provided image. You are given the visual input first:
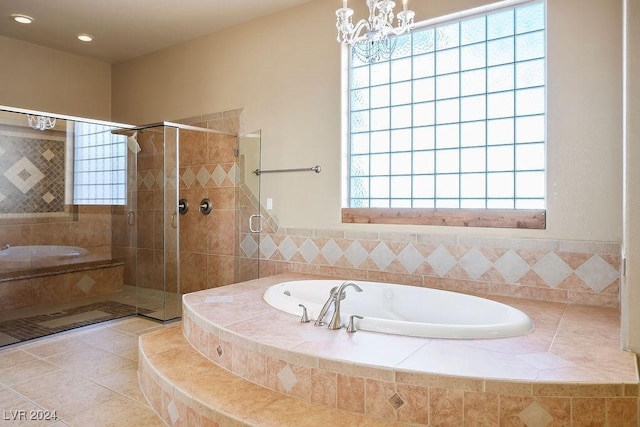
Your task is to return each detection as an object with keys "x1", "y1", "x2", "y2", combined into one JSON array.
[
  {"x1": 263, "y1": 280, "x2": 534, "y2": 339},
  {"x1": 0, "y1": 245, "x2": 89, "y2": 272}
]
